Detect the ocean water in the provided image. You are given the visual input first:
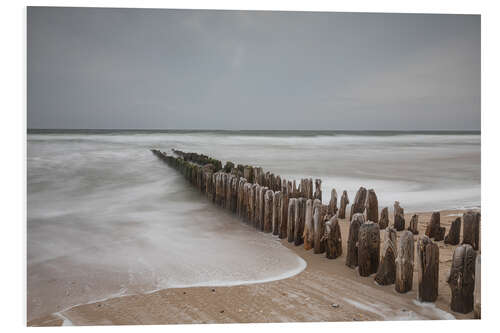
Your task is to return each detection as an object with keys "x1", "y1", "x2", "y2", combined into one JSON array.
[{"x1": 27, "y1": 130, "x2": 480, "y2": 320}]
